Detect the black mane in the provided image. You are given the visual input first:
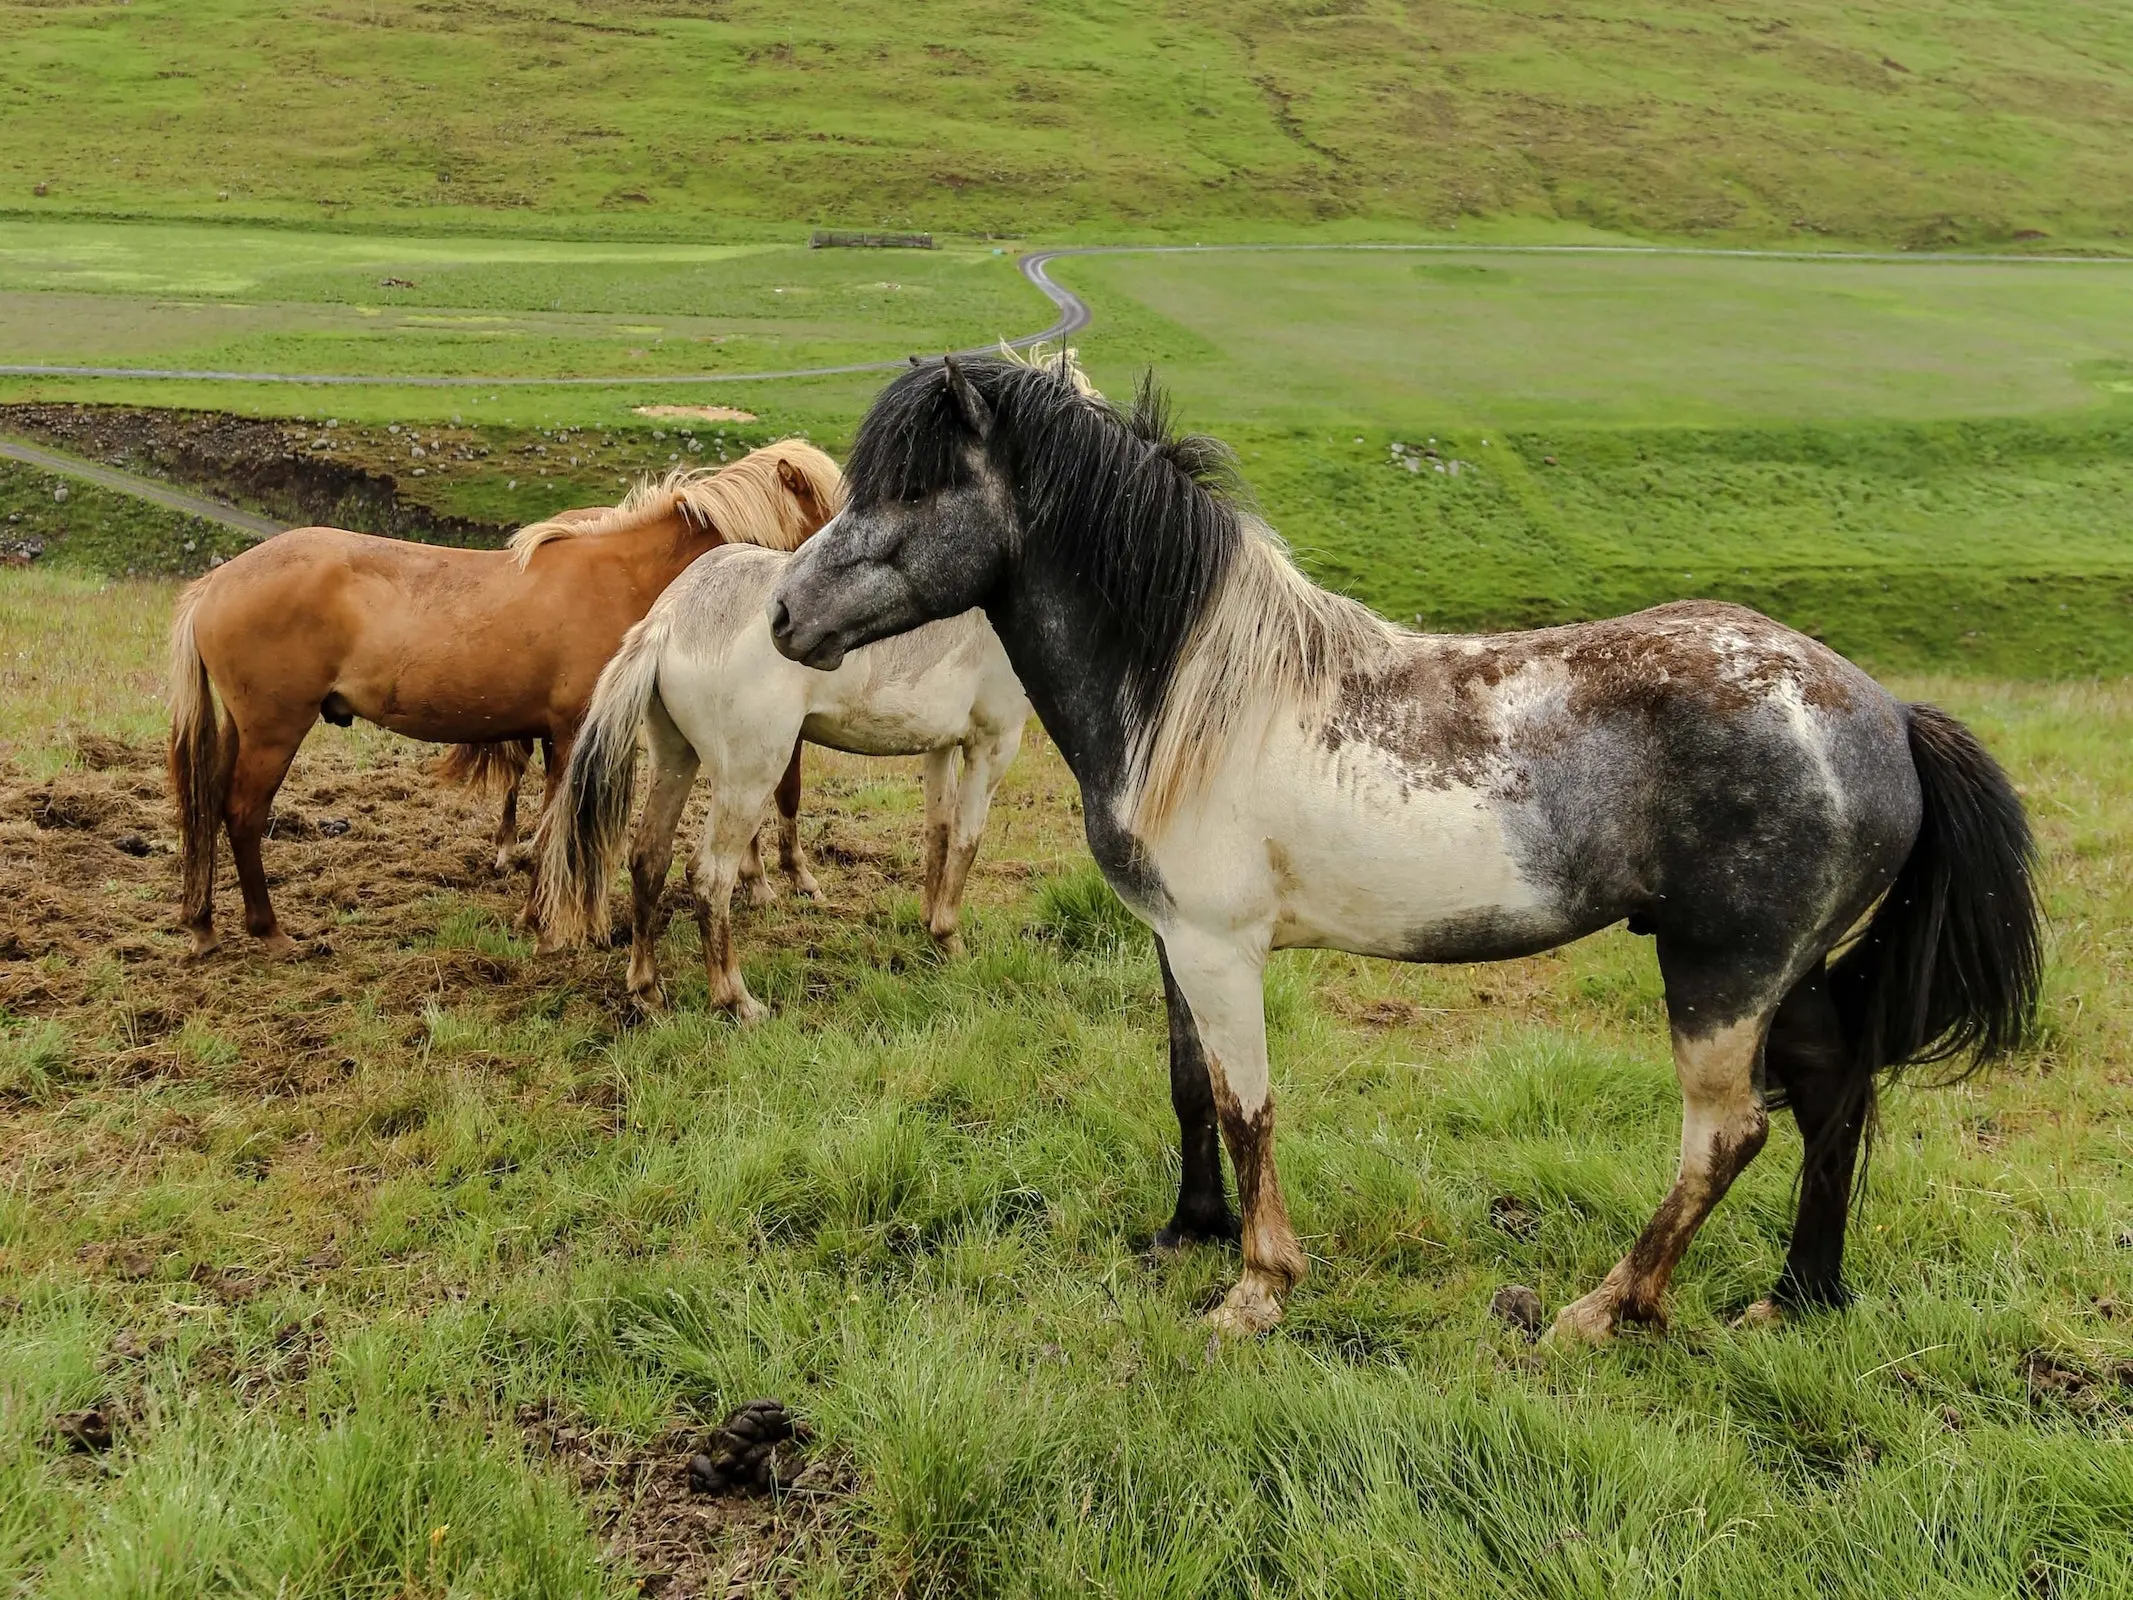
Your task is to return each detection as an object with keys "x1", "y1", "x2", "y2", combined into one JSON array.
[{"x1": 844, "y1": 358, "x2": 1246, "y2": 746}]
